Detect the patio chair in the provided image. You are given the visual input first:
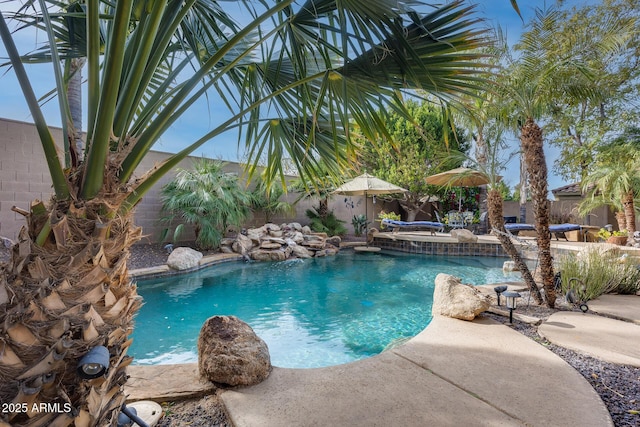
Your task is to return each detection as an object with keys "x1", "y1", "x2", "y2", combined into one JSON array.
[
  {"x1": 447, "y1": 211, "x2": 465, "y2": 229},
  {"x1": 504, "y1": 223, "x2": 583, "y2": 241}
]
